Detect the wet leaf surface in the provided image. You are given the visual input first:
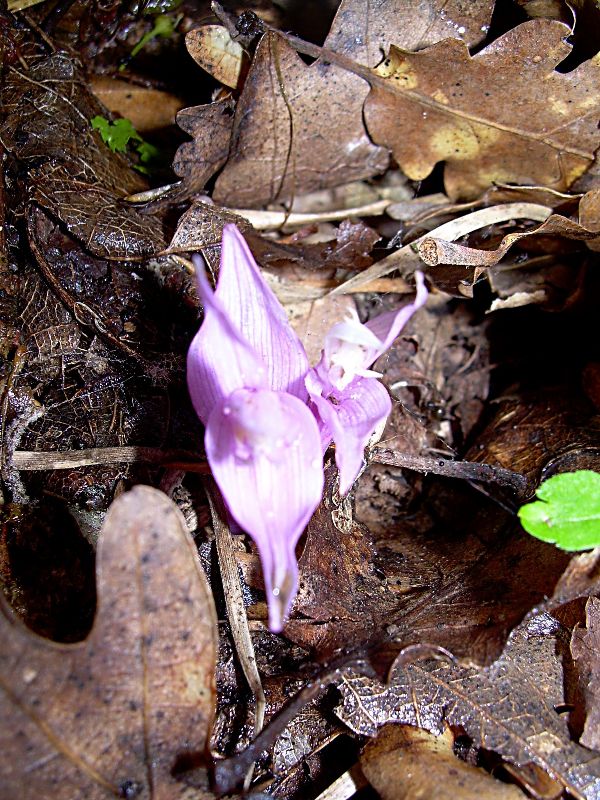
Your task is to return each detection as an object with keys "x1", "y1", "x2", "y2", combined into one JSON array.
[{"x1": 337, "y1": 613, "x2": 600, "y2": 799}]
